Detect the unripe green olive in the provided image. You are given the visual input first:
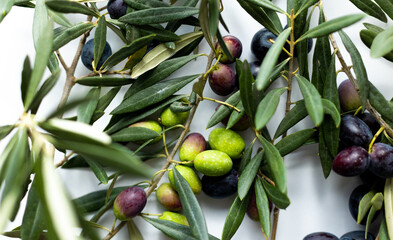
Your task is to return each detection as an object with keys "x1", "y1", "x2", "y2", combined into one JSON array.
[
  {"x1": 160, "y1": 107, "x2": 189, "y2": 127},
  {"x1": 208, "y1": 128, "x2": 245, "y2": 159},
  {"x1": 158, "y1": 211, "x2": 189, "y2": 226},
  {"x1": 179, "y1": 133, "x2": 207, "y2": 166},
  {"x1": 156, "y1": 183, "x2": 182, "y2": 211},
  {"x1": 129, "y1": 120, "x2": 162, "y2": 144},
  {"x1": 168, "y1": 165, "x2": 202, "y2": 194},
  {"x1": 194, "y1": 150, "x2": 233, "y2": 176}
]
